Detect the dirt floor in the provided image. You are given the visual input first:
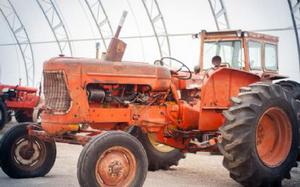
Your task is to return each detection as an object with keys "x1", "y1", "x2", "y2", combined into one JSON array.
[{"x1": 0, "y1": 122, "x2": 300, "y2": 187}]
